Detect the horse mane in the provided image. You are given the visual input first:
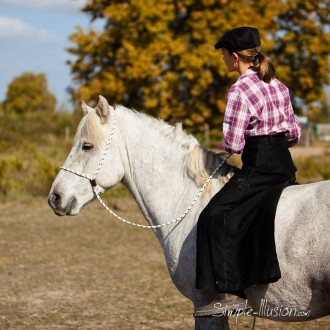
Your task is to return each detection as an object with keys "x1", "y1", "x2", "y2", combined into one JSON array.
[
  {"x1": 119, "y1": 105, "x2": 199, "y2": 151},
  {"x1": 186, "y1": 145, "x2": 234, "y2": 197},
  {"x1": 78, "y1": 105, "x2": 233, "y2": 194}
]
